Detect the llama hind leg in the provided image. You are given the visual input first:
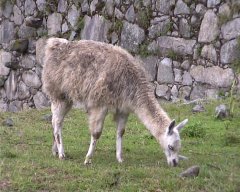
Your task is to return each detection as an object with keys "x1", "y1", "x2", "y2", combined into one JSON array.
[
  {"x1": 51, "y1": 100, "x2": 72, "y2": 159},
  {"x1": 114, "y1": 110, "x2": 129, "y2": 163},
  {"x1": 84, "y1": 106, "x2": 108, "y2": 165}
]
